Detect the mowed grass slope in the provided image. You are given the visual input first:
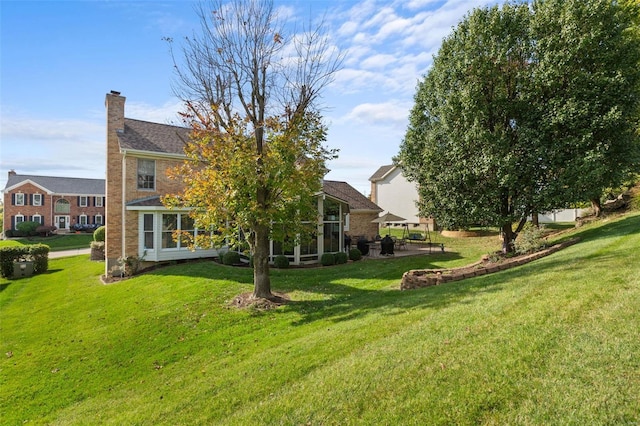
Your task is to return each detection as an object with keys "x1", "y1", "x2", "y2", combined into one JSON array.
[{"x1": 1, "y1": 213, "x2": 639, "y2": 425}]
